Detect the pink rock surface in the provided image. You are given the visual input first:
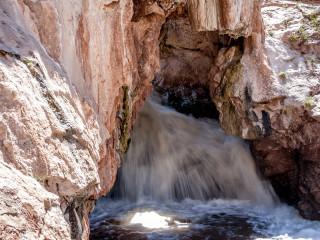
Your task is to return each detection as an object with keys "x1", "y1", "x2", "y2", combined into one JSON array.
[
  {"x1": 0, "y1": 0, "x2": 163, "y2": 238},
  {"x1": 1, "y1": 0, "x2": 319, "y2": 238}
]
